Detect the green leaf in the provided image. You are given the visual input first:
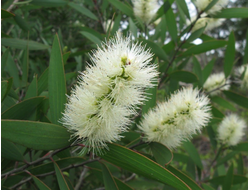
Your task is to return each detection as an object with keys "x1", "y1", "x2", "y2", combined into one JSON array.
[
  {"x1": 32, "y1": 175, "x2": 51, "y2": 190},
  {"x1": 210, "y1": 96, "x2": 236, "y2": 111},
  {"x1": 1, "y1": 120, "x2": 70, "y2": 150},
  {"x1": 6, "y1": 53, "x2": 20, "y2": 88},
  {"x1": 165, "y1": 7, "x2": 178, "y2": 41},
  {"x1": 224, "y1": 32, "x2": 235, "y2": 78},
  {"x1": 24, "y1": 75, "x2": 38, "y2": 100},
  {"x1": 202, "y1": 183, "x2": 215, "y2": 190},
  {"x1": 216, "y1": 151, "x2": 238, "y2": 167},
  {"x1": 168, "y1": 165, "x2": 202, "y2": 190},
  {"x1": 182, "y1": 141, "x2": 203, "y2": 169},
  {"x1": 1, "y1": 38, "x2": 49, "y2": 50},
  {"x1": 31, "y1": 0, "x2": 67, "y2": 7},
  {"x1": 142, "y1": 79, "x2": 157, "y2": 114},
  {"x1": 203, "y1": 0, "x2": 219, "y2": 12},
  {"x1": 223, "y1": 164, "x2": 234, "y2": 190},
  {"x1": 80, "y1": 31, "x2": 102, "y2": 46},
  {"x1": 68, "y1": 2, "x2": 98, "y2": 21},
  {"x1": 54, "y1": 161, "x2": 70, "y2": 190},
  {"x1": 149, "y1": 142, "x2": 173, "y2": 167},
  {"x1": 100, "y1": 143, "x2": 191, "y2": 189},
  {"x1": 222, "y1": 90, "x2": 248, "y2": 109},
  {"x1": 169, "y1": 70, "x2": 198, "y2": 83},
  {"x1": 63, "y1": 52, "x2": 71, "y2": 65},
  {"x1": 108, "y1": 0, "x2": 133, "y2": 17},
  {"x1": 1, "y1": 138, "x2": 24, "y2": 161},
  {"x1": 38, "y1": 68, "x2": 48, "y2": 95},
  {"x1": 1, "y1": 9, "x2": 15, "y2": 19},
  {"x1": 211, "y1": 106, "x2": 224, "y2": 118},
  {"x1": 1, "y1": 48, "x2": 9, "y2": 77},
  {"x1": 1, "y1": 79, "x2": 13, "y2": 102},
  {"x1": 101, "y1": 163, "x2": 119, "y2": 190},
  {"x1": 231, "y1": 142, "x2": 247, "y2": 152},
  {"x1": 192, "y1": 56, "x2": 202, "y2": 85},
  {"x1": 186, "y1": 26, "x2": 206, "y2": 43},
  {"x1": 212, "y1": 8, "x2": 248, "y2": 18},
  {"x1": 202, "y1": 59, "x2": 215, "y2": 84},
  {"x1": 2, "y1": 97, "x2": 44, "y2": 120},
  {"x1": 207, "y1": 175, "x2": 247, "y2": 185},
  {"x1": 14, "y1": 15, "x2": 30, "y2": 32},
  {"x1": 48, "y1": 34, "x2": 67, "y2": 125},
  {"x1": 154, "y1": 0, "x2": 174, "y2": 22},
  {"x1": 236, "y1": 153, "x2": 244, "y2": 175},
  {"x1": 180, "y1": 40, "x2": 227, "y2": 57},
  {"x1": 21, "y1": 45, "x2": 29, "y2": 87},
  {"x1": 176, "y1": 0, "x2": 190, "y2": 20},
  {"x1": 206, "y1": 125, "x2": 217, "y2": 149},
  {"x1": 139, "y1": 39, "x2": 168, "y2": 61}
]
